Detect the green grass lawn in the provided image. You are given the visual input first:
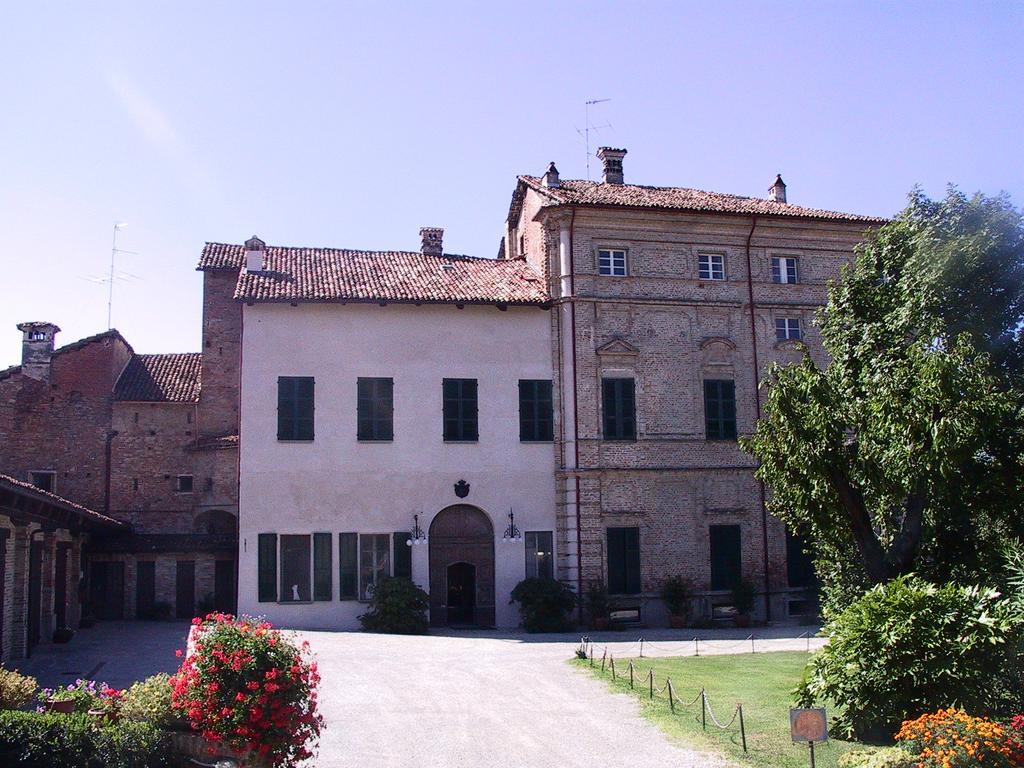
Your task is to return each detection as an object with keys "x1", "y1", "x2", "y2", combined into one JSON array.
[{"x1": 575, "y1": 651, "x2": 860, "y2": 768}]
